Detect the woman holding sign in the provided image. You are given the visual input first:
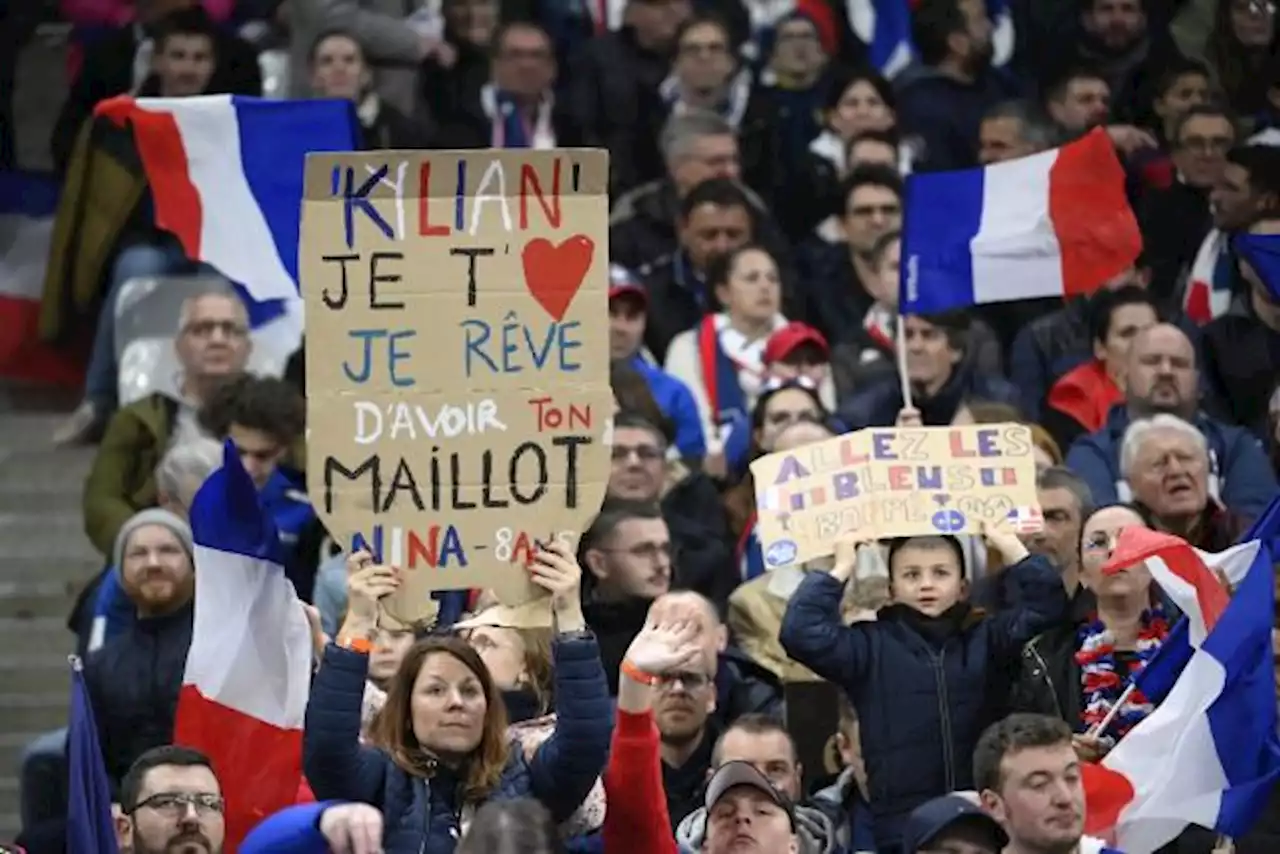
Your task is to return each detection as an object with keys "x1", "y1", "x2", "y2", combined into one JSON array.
[{"x1": 303, "y1": 542, "x2": 612, "y2": 853}]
